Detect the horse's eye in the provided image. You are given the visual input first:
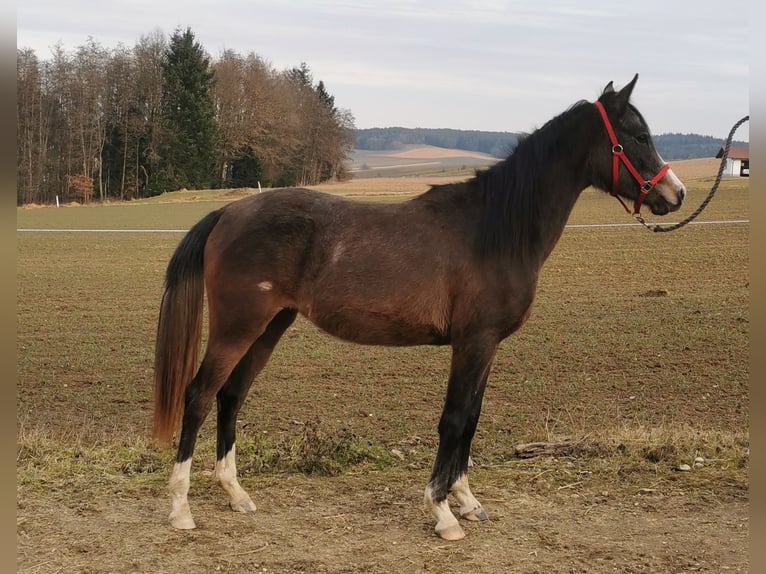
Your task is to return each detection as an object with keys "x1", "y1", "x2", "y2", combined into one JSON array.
[{"x1": 635, "y1": 133, "x2": 649, "y2": 144}]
